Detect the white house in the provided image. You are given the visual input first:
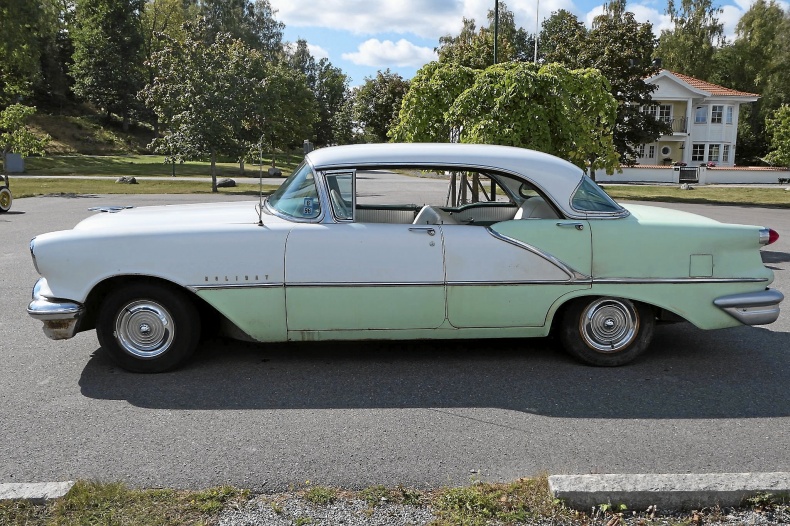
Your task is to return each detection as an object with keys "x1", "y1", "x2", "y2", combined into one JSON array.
[{"x1": 637, "y1": 70, "x2": 759, "y2": 167}]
